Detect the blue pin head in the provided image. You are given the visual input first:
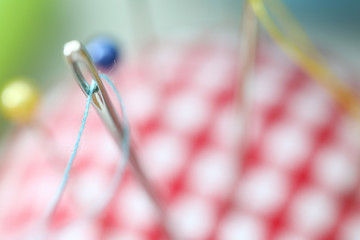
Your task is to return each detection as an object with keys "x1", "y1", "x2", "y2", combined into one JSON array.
[{"x1": 86, "y1": 36, "x2": 120, "y2": 70}]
